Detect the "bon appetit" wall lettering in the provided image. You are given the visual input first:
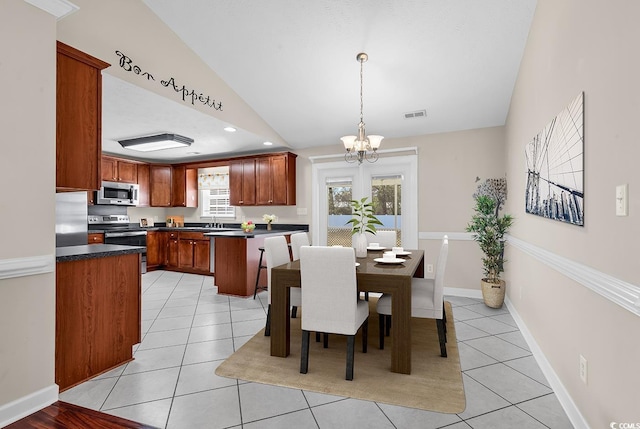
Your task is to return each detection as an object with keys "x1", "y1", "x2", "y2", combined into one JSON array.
[{"x1": 115, "y1": 50, "x2": 223, "y2": 111}]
